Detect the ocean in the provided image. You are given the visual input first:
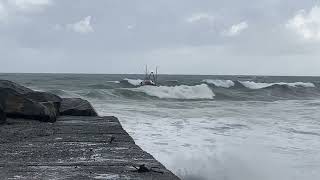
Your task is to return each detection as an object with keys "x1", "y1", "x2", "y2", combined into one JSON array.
[{"x1": 1, "y1": 73, "x2": 320, "y2": 180}]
